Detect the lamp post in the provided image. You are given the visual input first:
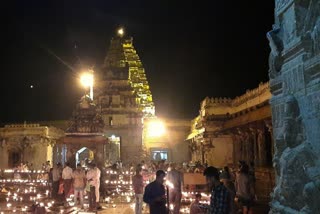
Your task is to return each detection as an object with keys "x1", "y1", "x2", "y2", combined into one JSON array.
[{"x1": 80, "y1": 70, "x2": 94, "y2": 100}]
